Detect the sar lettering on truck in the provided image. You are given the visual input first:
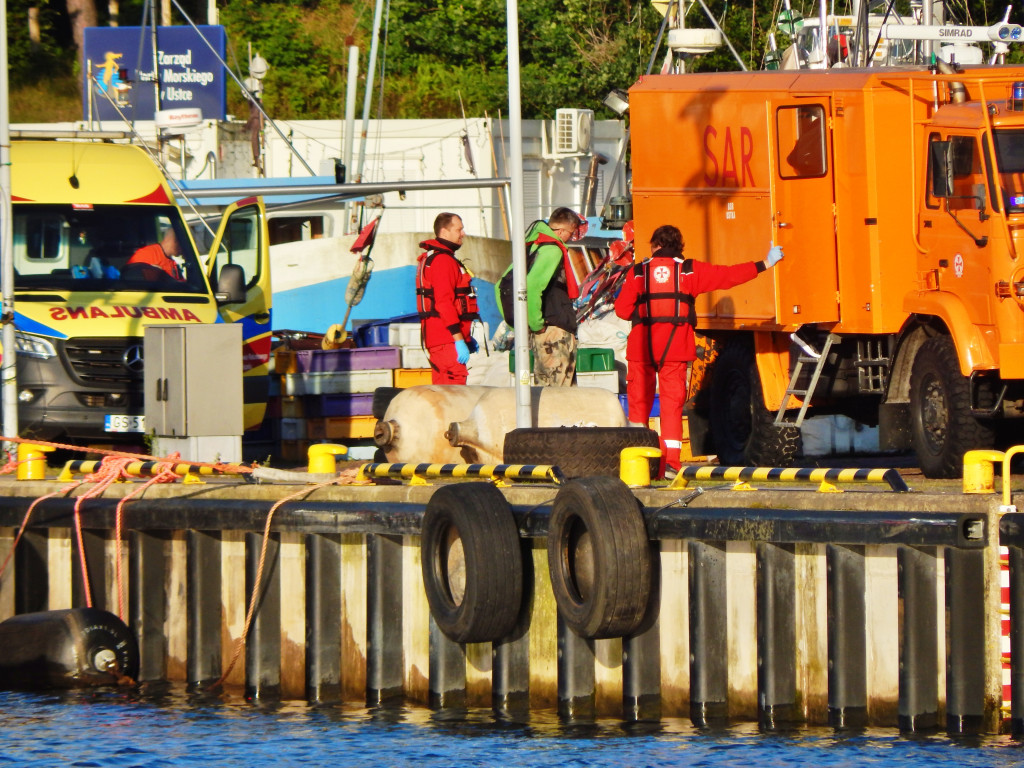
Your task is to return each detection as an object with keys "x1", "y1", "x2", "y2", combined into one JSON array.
[{"x1": 703, "y1": 125, "x2": 756, "y2": 187}]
